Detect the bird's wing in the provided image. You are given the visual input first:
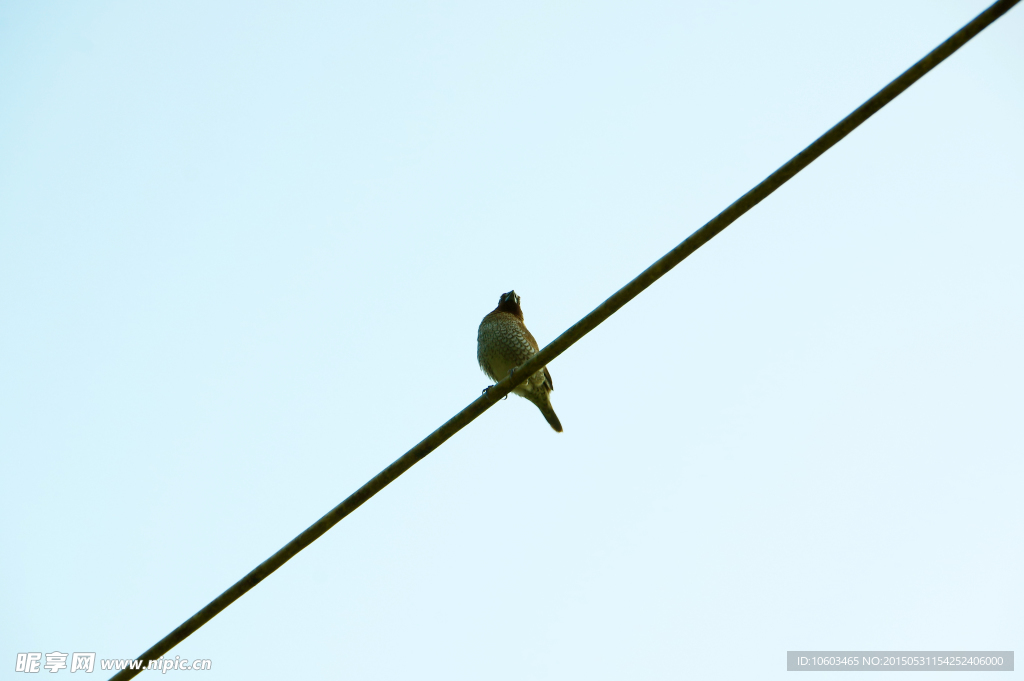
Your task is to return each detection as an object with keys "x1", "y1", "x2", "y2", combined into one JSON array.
[{"x1": 522, "y1": 325, "x2": 540, "y2": 353}]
